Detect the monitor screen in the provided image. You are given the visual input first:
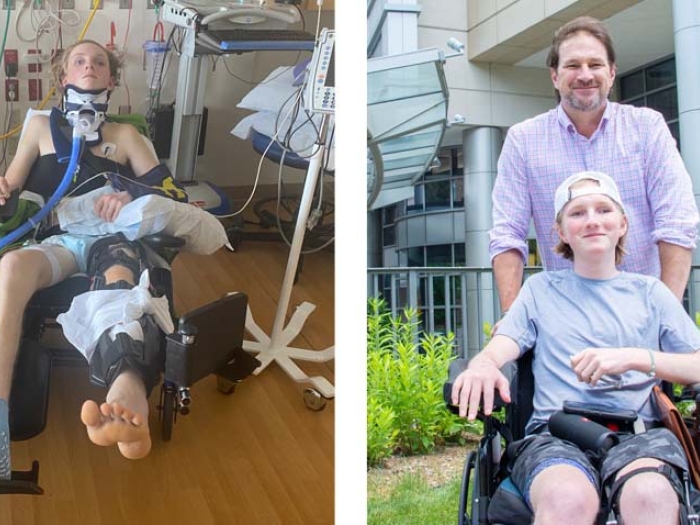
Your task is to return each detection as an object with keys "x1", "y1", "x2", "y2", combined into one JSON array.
[{"x1": 325, "y1": 44, "x2": 334, "y2": 88}]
